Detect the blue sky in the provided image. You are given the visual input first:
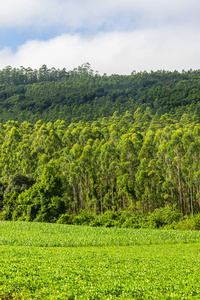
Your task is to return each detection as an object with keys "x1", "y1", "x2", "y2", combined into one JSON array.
[{"x1": 0, "y1": 0, "x2": 200, "y2": 74}]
